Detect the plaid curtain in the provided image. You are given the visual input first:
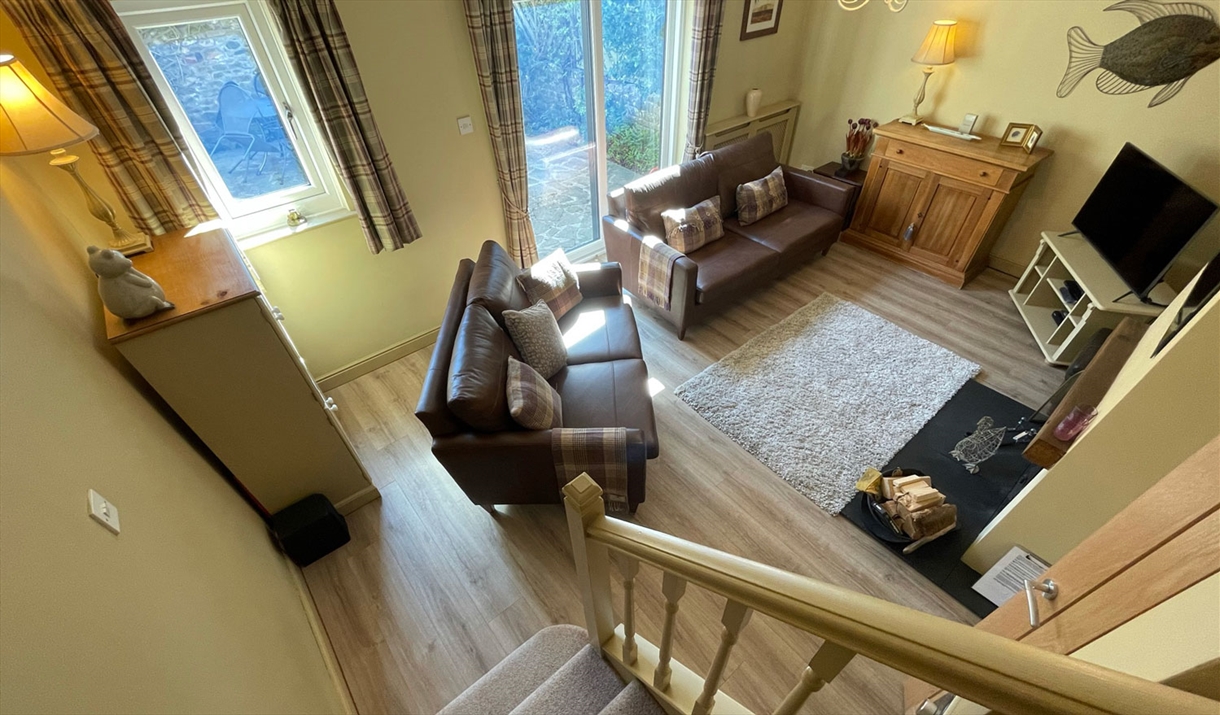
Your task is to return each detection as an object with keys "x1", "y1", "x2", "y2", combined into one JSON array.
[
  {"x1": 0, "y1": 0, "x2": 217, "y2": 235},
  {"x1": 269, "y1": 0, "x2": 421, "y2": 254},
  {"x1": 683, "y1": 0, "x2": 726, "y2": 161},
  {"x1": 463, "y1": 0, "x2": 539, "y2": 269}
]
